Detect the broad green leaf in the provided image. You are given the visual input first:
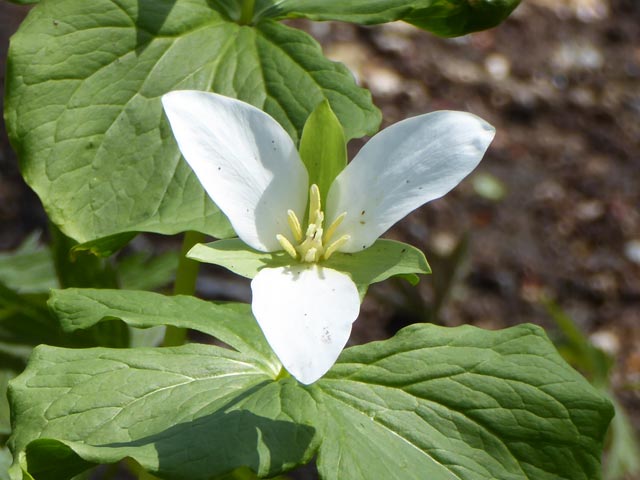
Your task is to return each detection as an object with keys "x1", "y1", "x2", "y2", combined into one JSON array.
[
  {"x1": 0, "y1": 235, "x2": 56, "y2": 294},
  {"x1": 299, "y1": 100, "x2": 346, "y2": 206},
  {"x1": 8, "y1": 323, "x2": 612, "y2": 480},
  {"x1": 9, "y1": 345, "x2": 316, "y2": 480},
  {"x1": 47, "y1": 288, "x2": 278, "y2": 370},
  {"x1": 313, "y1": 323, "x2": 613, "y2": 480},
  {"x1": 0, "y1": 282, "x2": 130, "y2": 350},
  {"x1": 255, "y1": 0, "x2": 521, "y2": 37},
  {"x1": 5, "y1": 0, "x2": 379, "y2": 245},
  {"x1": 188, "y1": 238, "x2": 430, "y2": 292}
]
